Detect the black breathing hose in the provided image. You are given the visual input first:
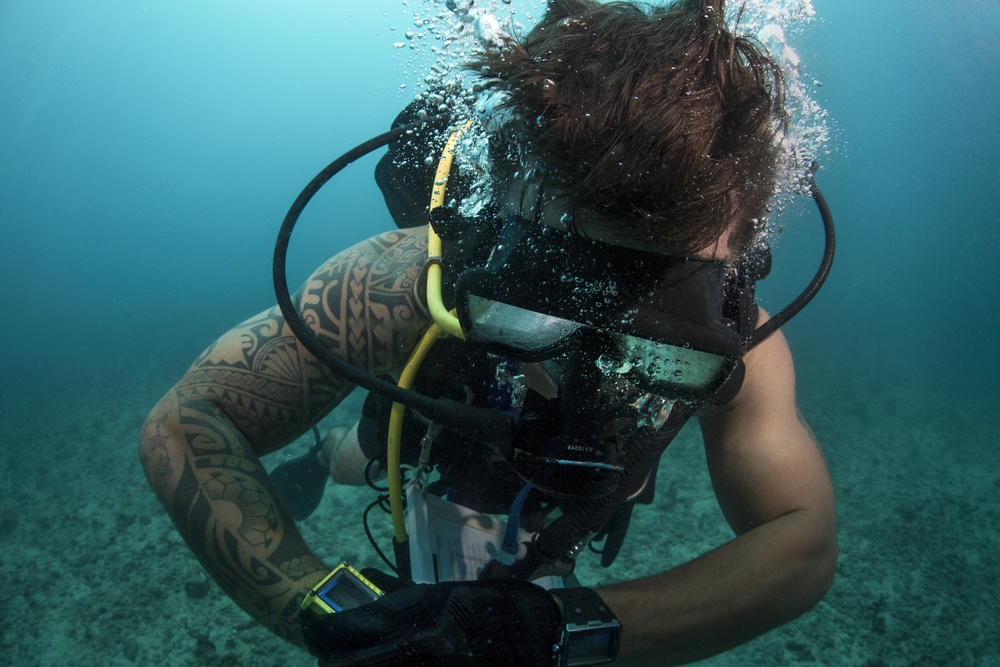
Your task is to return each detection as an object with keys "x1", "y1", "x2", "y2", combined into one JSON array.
[{"x1": 743, "y1": 163, "x2": 836, "y2": 351}]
